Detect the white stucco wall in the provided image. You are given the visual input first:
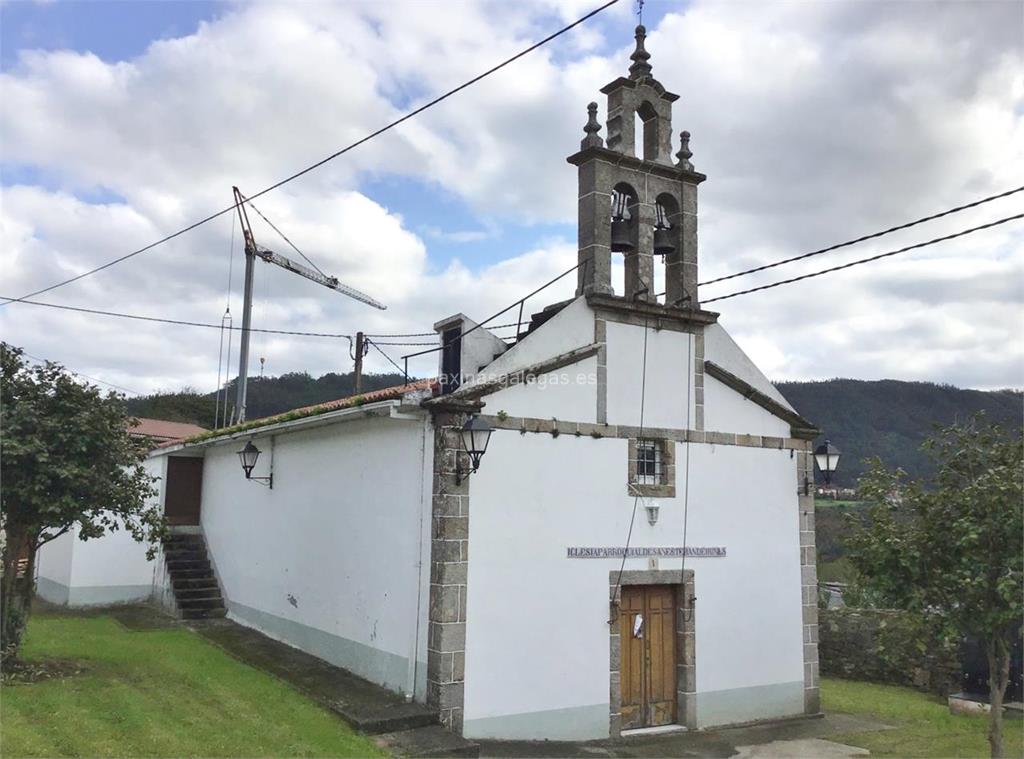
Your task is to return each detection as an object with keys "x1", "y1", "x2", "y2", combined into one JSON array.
[
  {"x1": 606, "y1": 321, "x2": 694, "y2": 430},
  {"x1": 36, "y1": 456, "x2": 162, "y2": 606},
  {"x1": 469, "y1": 296, "x2": 595, "y2": 383},
  {"x1": 195, "y1": 411, "x2": 432, "y2": 699},
  {"x1": 462, "y1": 432, "x2": 804, "y2": 740},
  {"x1": 35, "y1": 528, "x2": 75, "y2": 604},
  {"x1": 703, "y1": 373, "x2": 792, "y2": 438},
  {"x1": 704, "y1": 323, "x2": 794, "y2": 410},
  {"x1": 484, "y1": 356, "x2": 598, "y2": 422}
]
